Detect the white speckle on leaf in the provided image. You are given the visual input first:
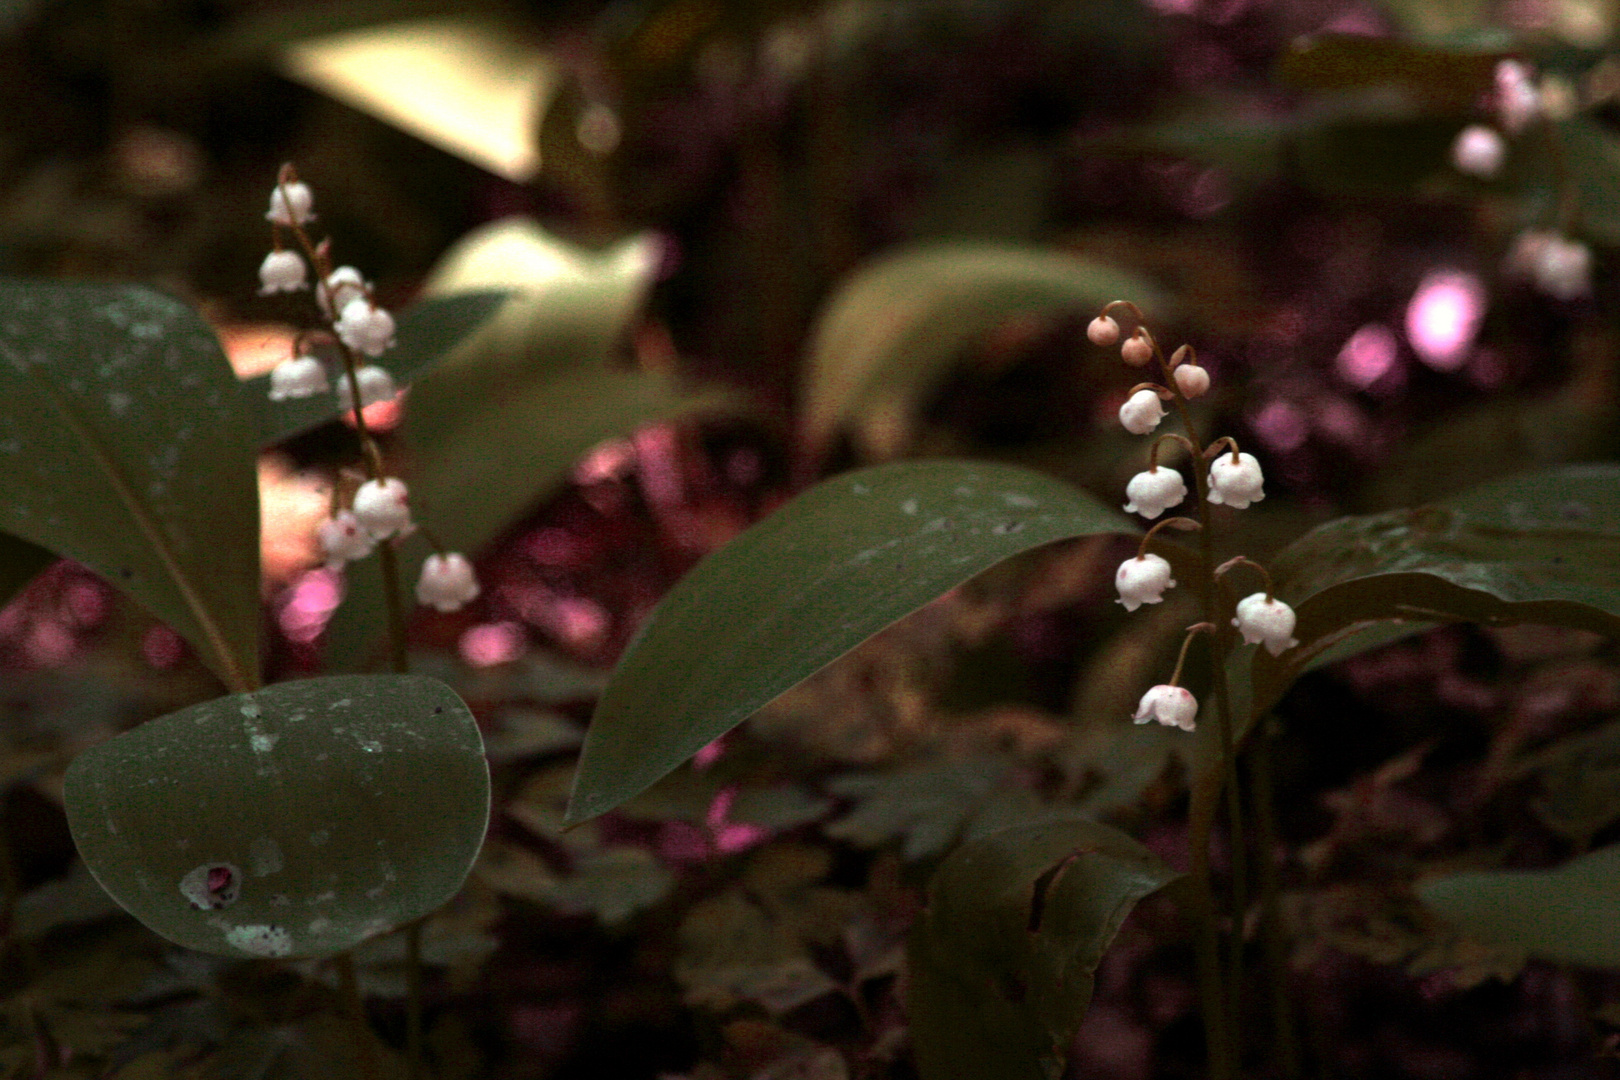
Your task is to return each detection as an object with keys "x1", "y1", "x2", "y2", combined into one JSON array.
[
  {"x1": 308, "y1": 917, "x2": 331, "y2": 933},
  {"x1": 249, "y1": 837, "x2": 284, "y2": 877},
  {"x1": 250, "y1": 733, "x2": 279, "y2": 753},
  {"x1": 310, "y1": 890, "x2": 337, "y2": 904},
  {"x1": 308, "y1": 829, "x2": 330, "y2": 847},
  {"x1": 955, "y1": 486, "x2": 974, "y2": 497},
  {"x1": 366, "y1": 885, "x2": 387, "y2": 899},
  {"x1": 225, "y1": 924, "x2": 292, "y2": 958},
  {"x1": 852, "y1": 483, "x2": 870, "y2": 495},
  {"x1": 900, "y1": 498, "x2": 918, "y2": 515},
  {"x1": 106, "y1": 391, "x2": 131, "y2": 416},
  {"x1": 239, "y1": 702, "x2": 261, "y2": 719},
  {"x1": 991, "y1": 521, "x2": 1025, "y2": 536},
  {"x1": 180, "y1": 862, "x2": 241, "y2": 910},
  {"x1": 329, "y1": 699, "x2": 352, "y2": 710},
  {"x1": 1001, "y1": 492, "x2": 1038, "y2": 508}
]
